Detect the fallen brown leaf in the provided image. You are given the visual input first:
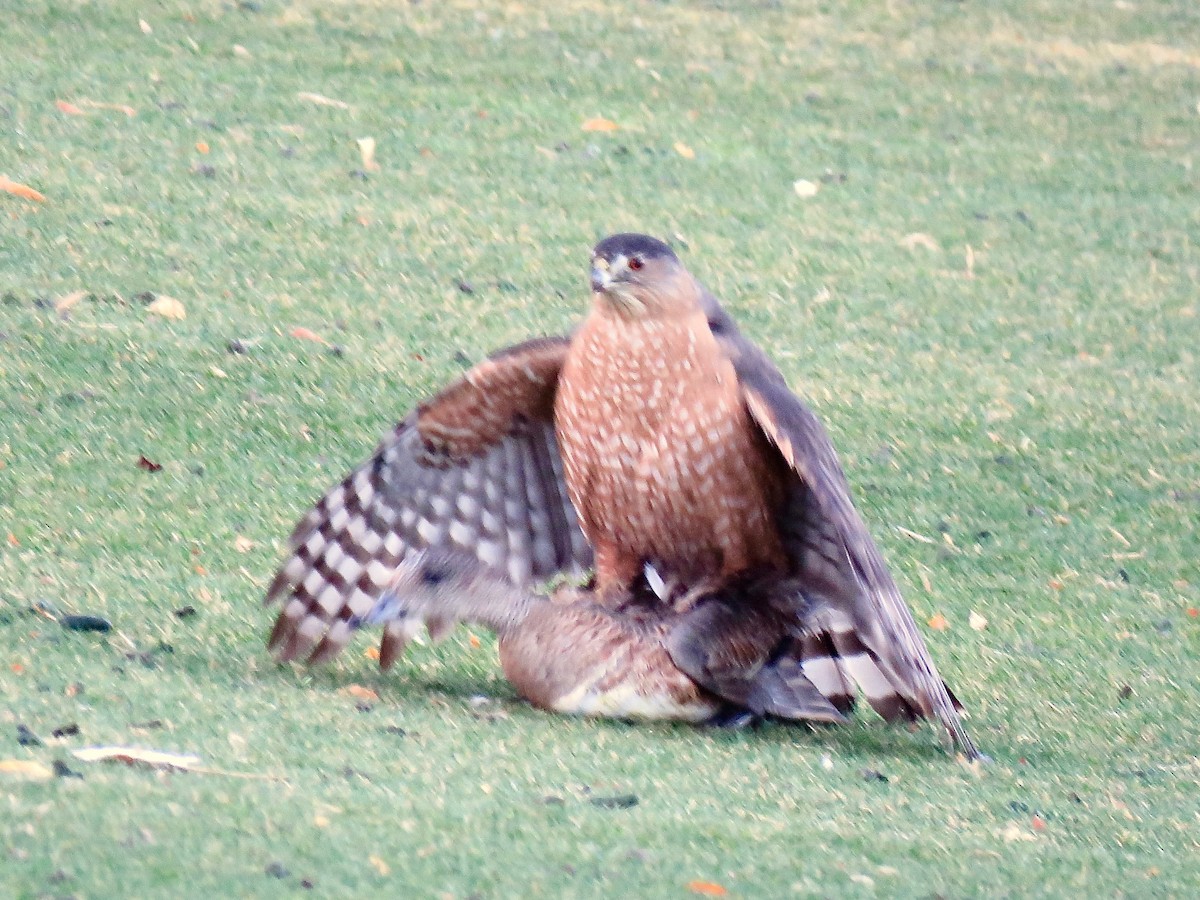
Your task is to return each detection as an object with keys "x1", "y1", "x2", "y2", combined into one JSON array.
[
  {"x1": 196, "y1": 141, "x2": 210, "y2": 154},
  {"x1": 147, "y1": 295, "x2": 186, "y2": 320},
  {"x1": 56, "y1": 99, "x2": 85, "y2": 116},
  {"x1": 342, "y1": 685, "x2": 379, "y2": 703},
  {"x1": 0, "y1": 759, "x2": 54, "y2": 781},
  {"x1": 581, "y1": 117, "x2": 619, "y2": 132},
  {"x1": 136, "y1": 455, "x2": 163, "y2": 473},
  {"x1": 900, "y1": 232, "x2": 940, "y2": 251},
  {"x1": 369, "y1": 855, "x2": 390, "y2": 876},
  {"x1": 290, "y1": 326, "x2": 328, "y2": 344},
  {"x1": 687, "y1": 881, "x2": 728, "y2": 896},
  {"x1": 234, "y1": 535, "x2": 255, "y2": 553},
  {"x1": 0, "y1": 175, "x2": 46, "y2": 202},
  {"x1": 55, "y1": 290, "x2": 86, "y2": 313},
  {"x1": 298, "y1": 91, "x2": 349, "y2": 109},
  {"x1": 357, "y1": 137, "x2": 380, "y2": 172},
  {"x1": 78, "y1": 99, "x2": 136, "y2": 117},
  {"x1": 673, "y1": 141, "x2": 695, "y2": 159},
  {"x1": 73, "y1": 746, "x2": 201, "y2": 771}
]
